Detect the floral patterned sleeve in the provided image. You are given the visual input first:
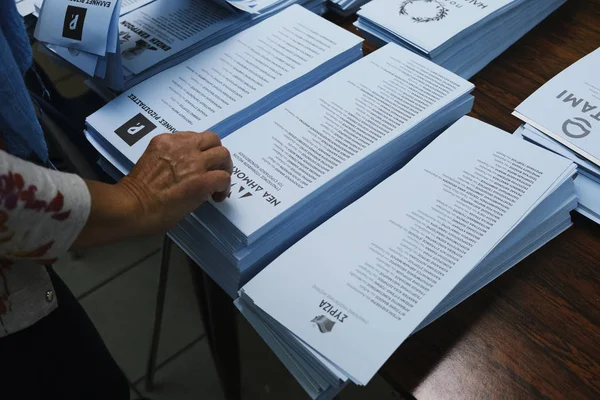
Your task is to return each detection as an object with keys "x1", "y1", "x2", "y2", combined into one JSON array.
[{"x1": 0, "y1": 150, "x2": 91, "y2": 265}]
